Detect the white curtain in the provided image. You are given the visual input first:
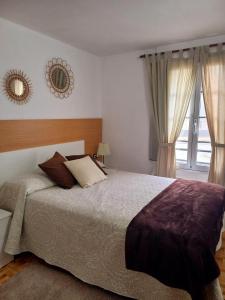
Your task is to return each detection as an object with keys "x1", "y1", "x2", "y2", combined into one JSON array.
[
  {"x1": 201, "y1": 44, "x2": 225, "y2": 186},
  {"x1": 145, "y1": 49, "x2": 198, "y2": 178}
]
